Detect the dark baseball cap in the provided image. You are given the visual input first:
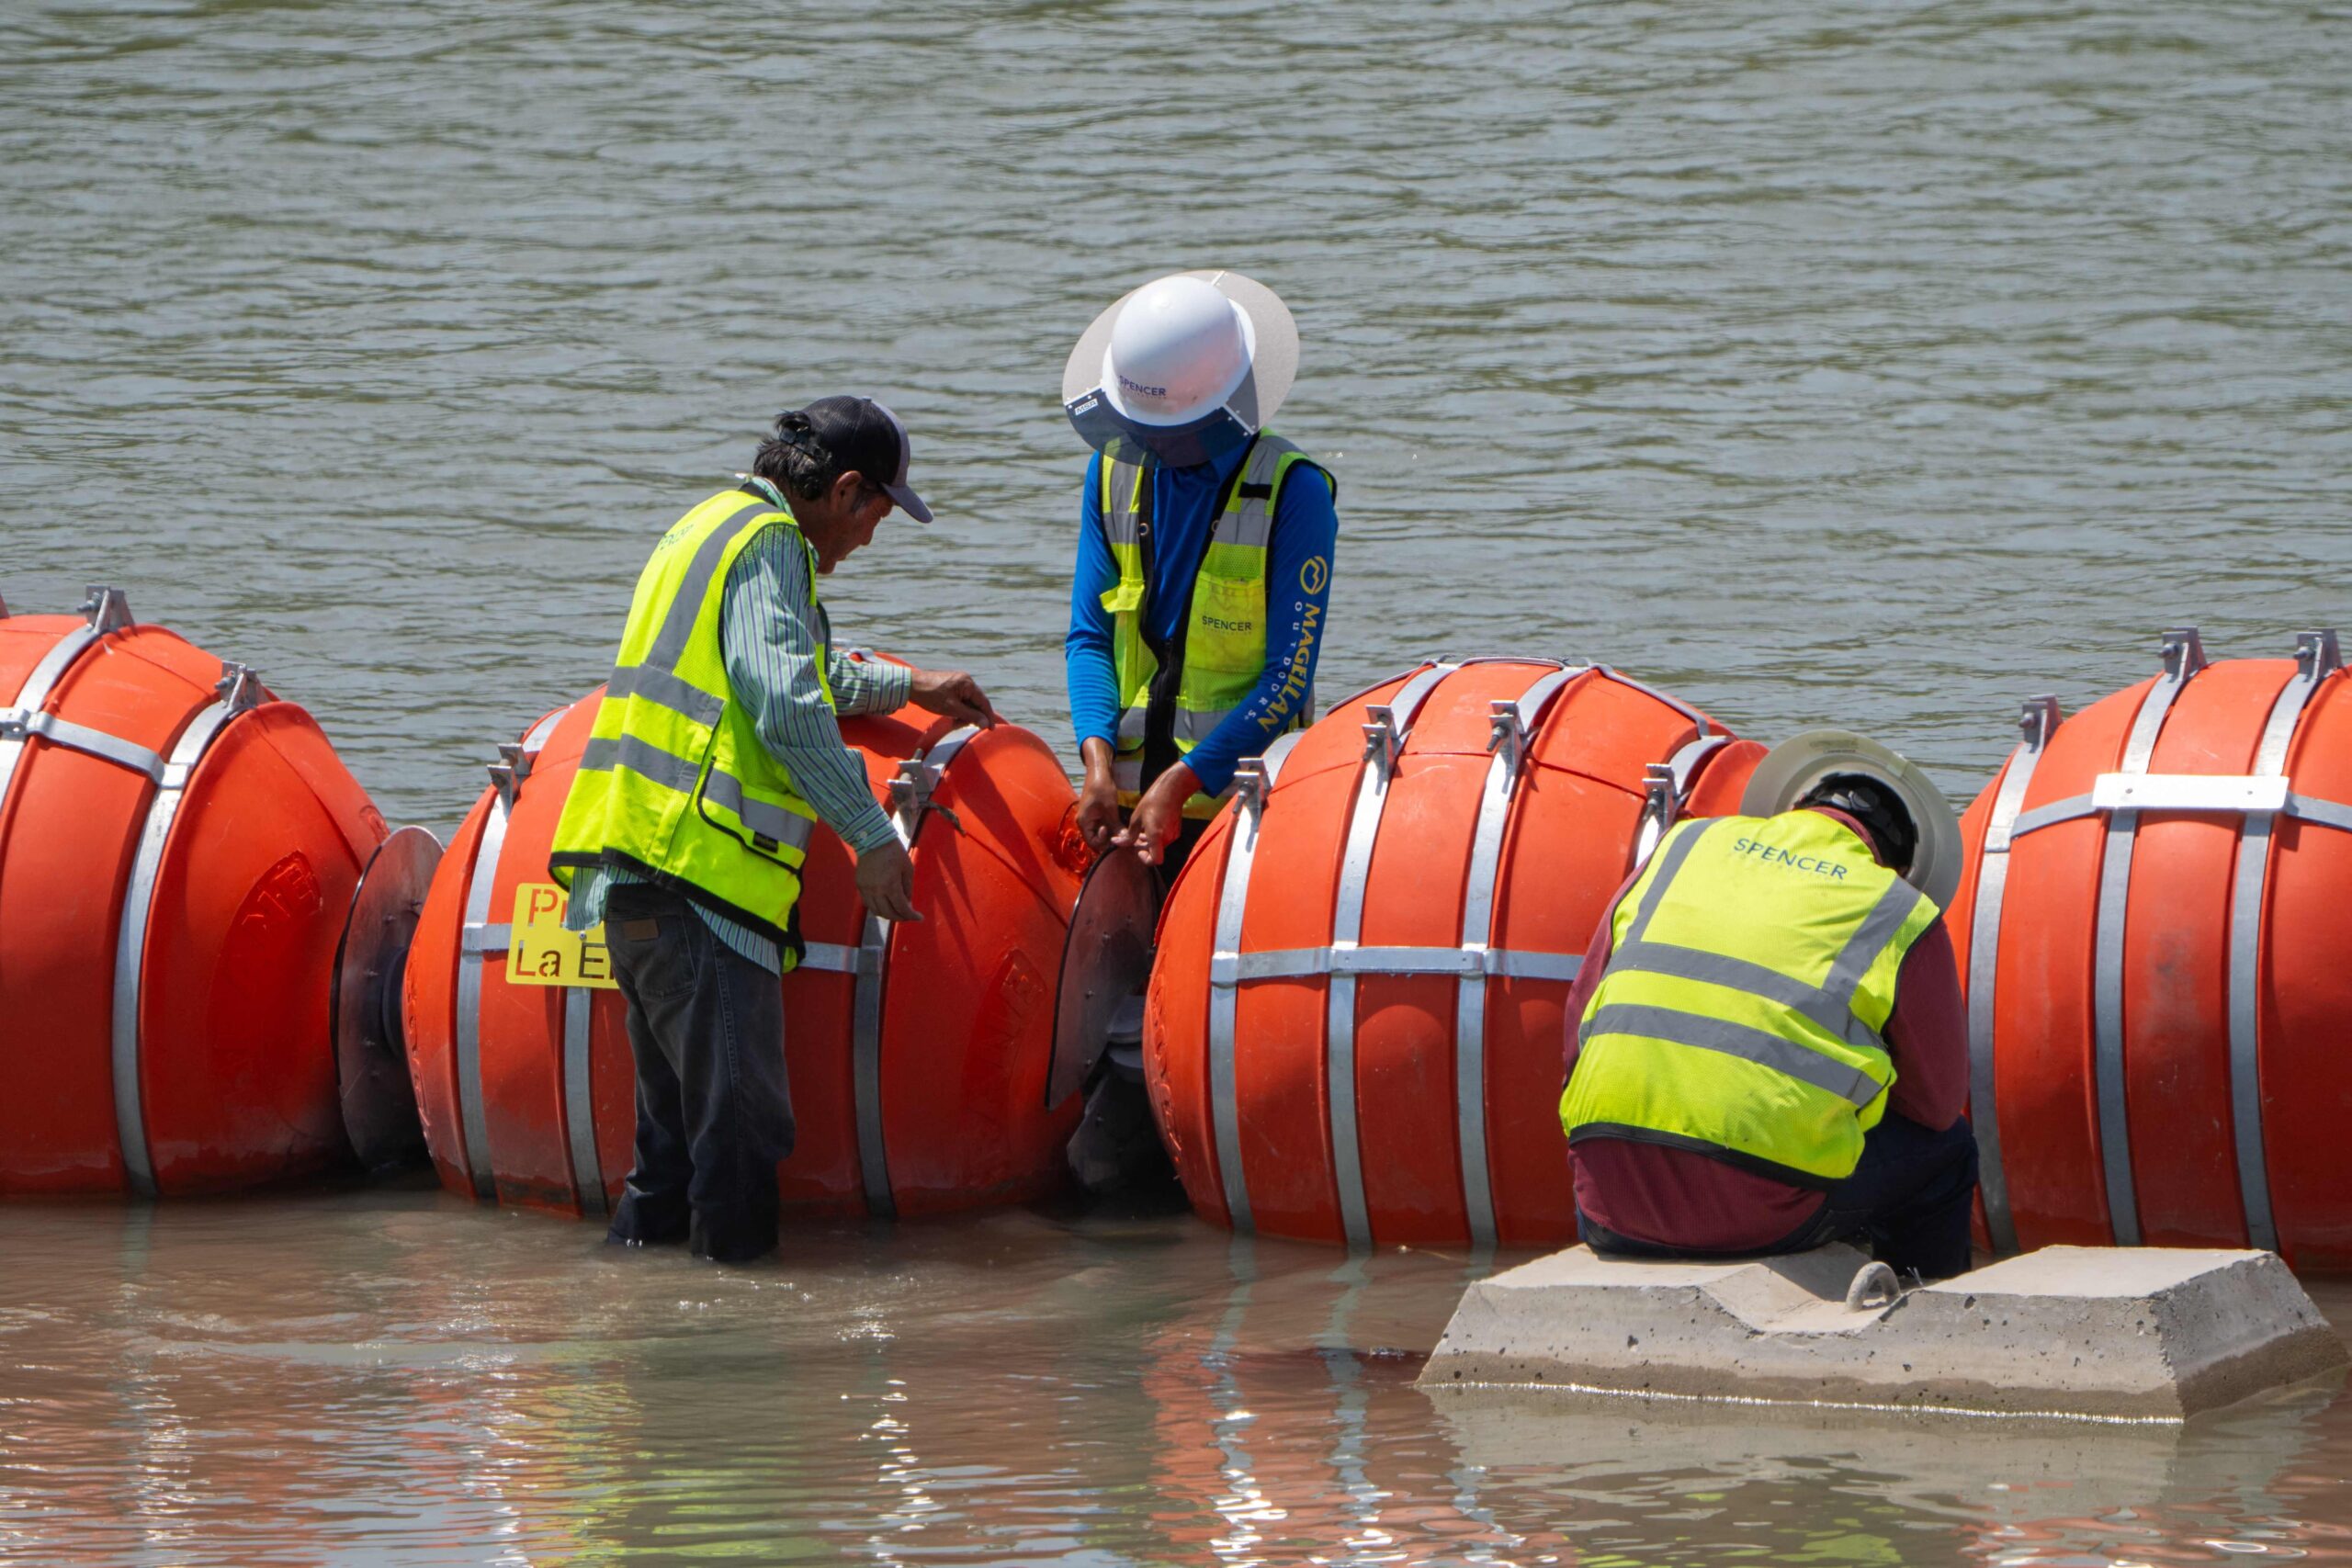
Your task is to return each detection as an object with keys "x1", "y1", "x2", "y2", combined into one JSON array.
[{"x1": 797, "y1": 395, "x2": 933, "y2": 524}]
